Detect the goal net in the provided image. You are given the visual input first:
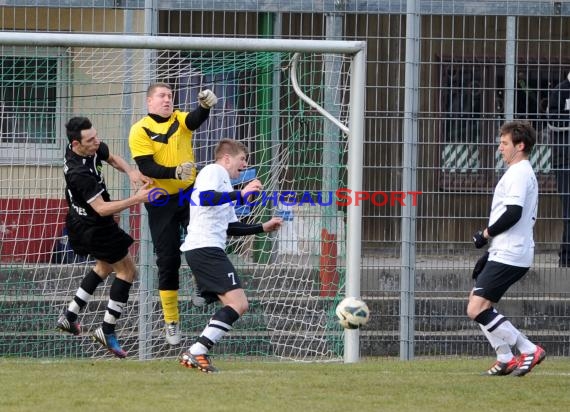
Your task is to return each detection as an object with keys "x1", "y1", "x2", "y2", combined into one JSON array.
[{"x1": 0, "y1": 34, "x2": 364, "y2": 361}]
